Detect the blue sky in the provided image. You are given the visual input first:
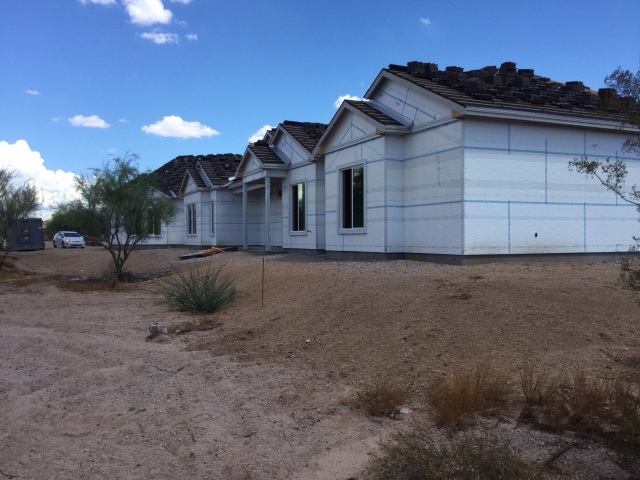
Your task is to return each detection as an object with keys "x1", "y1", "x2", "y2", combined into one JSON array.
[{"x1": 1, "y1": 0, "x2": 639, "y2": 217}]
